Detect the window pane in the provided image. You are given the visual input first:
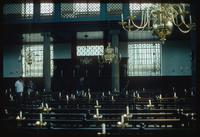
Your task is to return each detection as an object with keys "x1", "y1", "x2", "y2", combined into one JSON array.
[
  {"x1": 128, "y1": 42, "x2": 161, "y2": 76},
  {"x1": 40, "y1": 3, "x2": 54, "y2": 16},
  {"x1": 22, "y1": 3, "x2": 33, "y2": 17},
  {"x1": 77, "y1": 45, "x2": 104, "y2": 56},
  {"x1": 107, "y1": 3, "x2": 122, "y2": 15},
  {"x1": 22, "y1": 44, "x2": 54, "y2": 77}
]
